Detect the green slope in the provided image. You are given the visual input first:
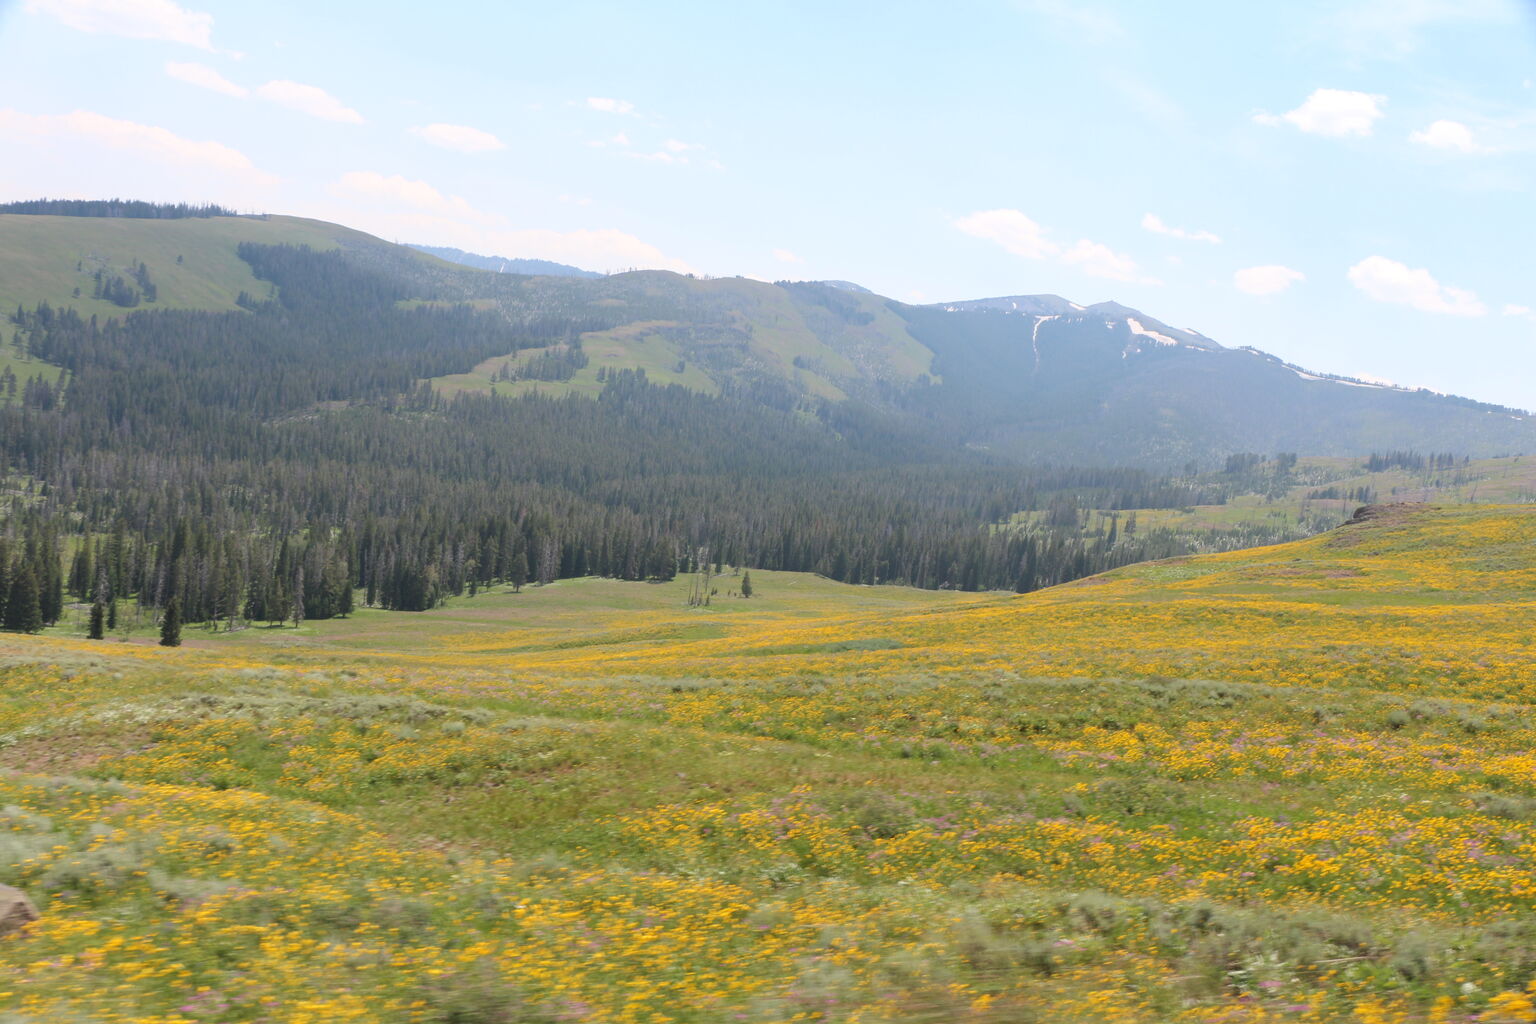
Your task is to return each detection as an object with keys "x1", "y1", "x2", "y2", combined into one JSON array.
[
  {"x1": 0, "y1": 213, "x2": 419, "y2": 317},
  {"x1": 0, "y1": 212, "x2": 939, "y2": 406},
  {"x1": 427, "y1": 272, "x2": 940, "y2": 401}
]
